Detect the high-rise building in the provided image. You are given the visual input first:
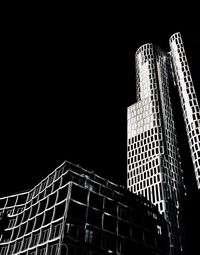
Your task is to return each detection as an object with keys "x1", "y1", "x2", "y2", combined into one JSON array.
[
  {"x1": 127, "y1": 32, "x2": 199, "y2": 254},
  {"x1": 169, "y1": 33, "x2": 200, "y2": 189},
  {"x1": 0, "y1": 161, "x2": 169, "y2": 255}
]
